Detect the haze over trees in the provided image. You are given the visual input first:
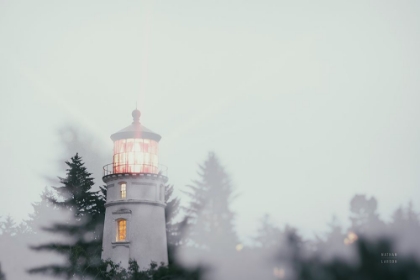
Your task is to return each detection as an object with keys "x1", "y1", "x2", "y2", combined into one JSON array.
[
  {"x1": 29, "y1": 154, "x2": 106, "y2": 279},
  {"x1": 183, "y1": 152, "x2": 238, "y2": 251},
  {"x1": 0, "y1": 129, "x2": 420, "y2": 279}
]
